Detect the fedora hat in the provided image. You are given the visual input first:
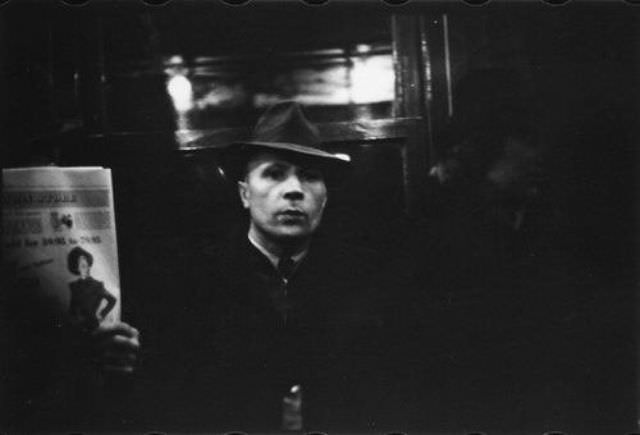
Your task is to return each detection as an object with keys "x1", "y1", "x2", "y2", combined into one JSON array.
[{"x1": 219, "y1": 101, "x2": 351, "y2": 183}]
